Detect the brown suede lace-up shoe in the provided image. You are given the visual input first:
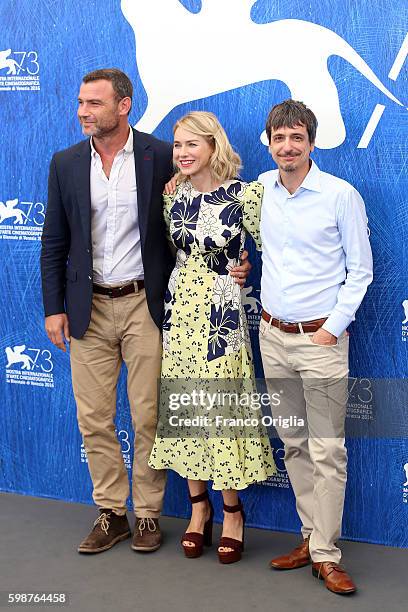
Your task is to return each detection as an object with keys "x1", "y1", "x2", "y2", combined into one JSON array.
[
  {"x1": 269, "y1": 536, "x2": 311, "y2": 570},
  {"x1": 77, "y1": 509, "x2": 131, "y2": 554},
  {"x1": 312, "y1": 562, "x2": 357, "y2": 595},
  {"x1": 131, "y1": 518, "x2": 162, "y2": 552}
]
